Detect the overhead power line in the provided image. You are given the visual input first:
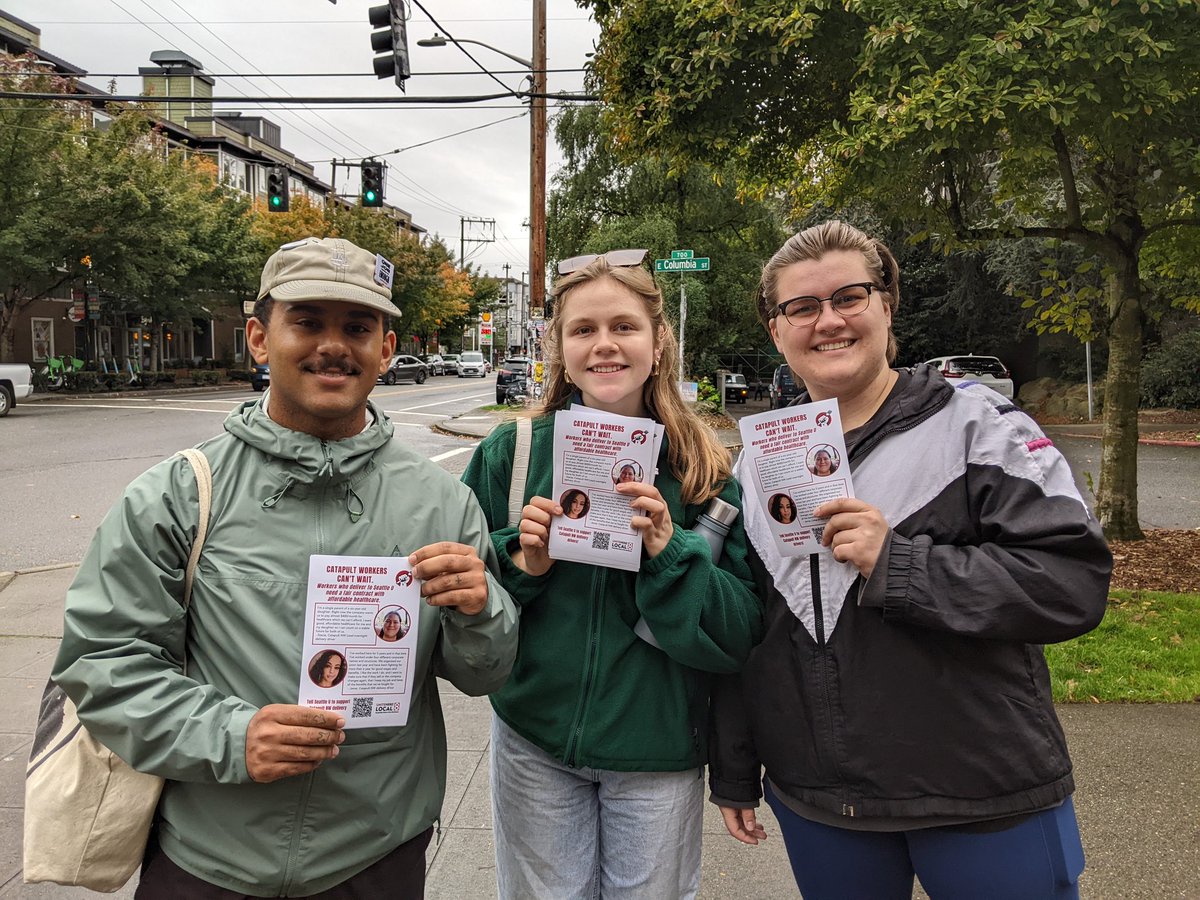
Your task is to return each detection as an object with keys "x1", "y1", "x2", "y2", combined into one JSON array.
[
  {"x1": 0, "y1": 90, "x2": 598, "y2": 104},
  {"x1": 7, "y1": 68, "x2": 586, "y2": 78}
]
